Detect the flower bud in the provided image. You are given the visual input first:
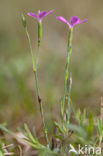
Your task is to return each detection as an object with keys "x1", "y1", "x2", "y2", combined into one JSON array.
[{"x1": 22, "y1": 14, "x2": 27, "y2": 28}]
